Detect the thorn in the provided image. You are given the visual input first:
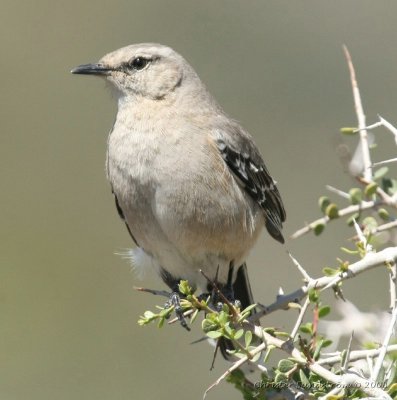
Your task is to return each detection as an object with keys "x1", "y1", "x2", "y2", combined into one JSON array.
[{"x1": 288, "y1": 251, "x2": 312, "y2": 282}]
